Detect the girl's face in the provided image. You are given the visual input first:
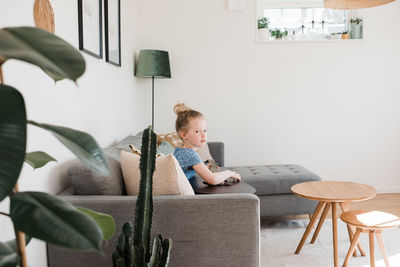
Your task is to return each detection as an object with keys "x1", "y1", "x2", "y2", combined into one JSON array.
[{"x1": 180, "y1": 117, "x2": 207, "y2": 148}]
